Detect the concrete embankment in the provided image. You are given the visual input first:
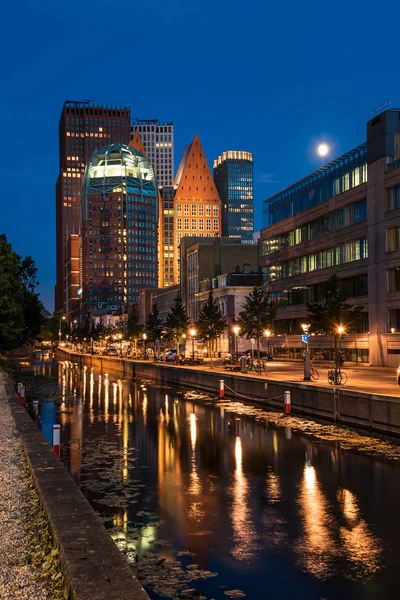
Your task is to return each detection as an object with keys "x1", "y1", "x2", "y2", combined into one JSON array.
[
  {"x1": 3, "y1": 373, "x2": 149, "y2": 600},
  {"x1": 57, "y1": 349, "x2": 400, "y2": 438}
]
